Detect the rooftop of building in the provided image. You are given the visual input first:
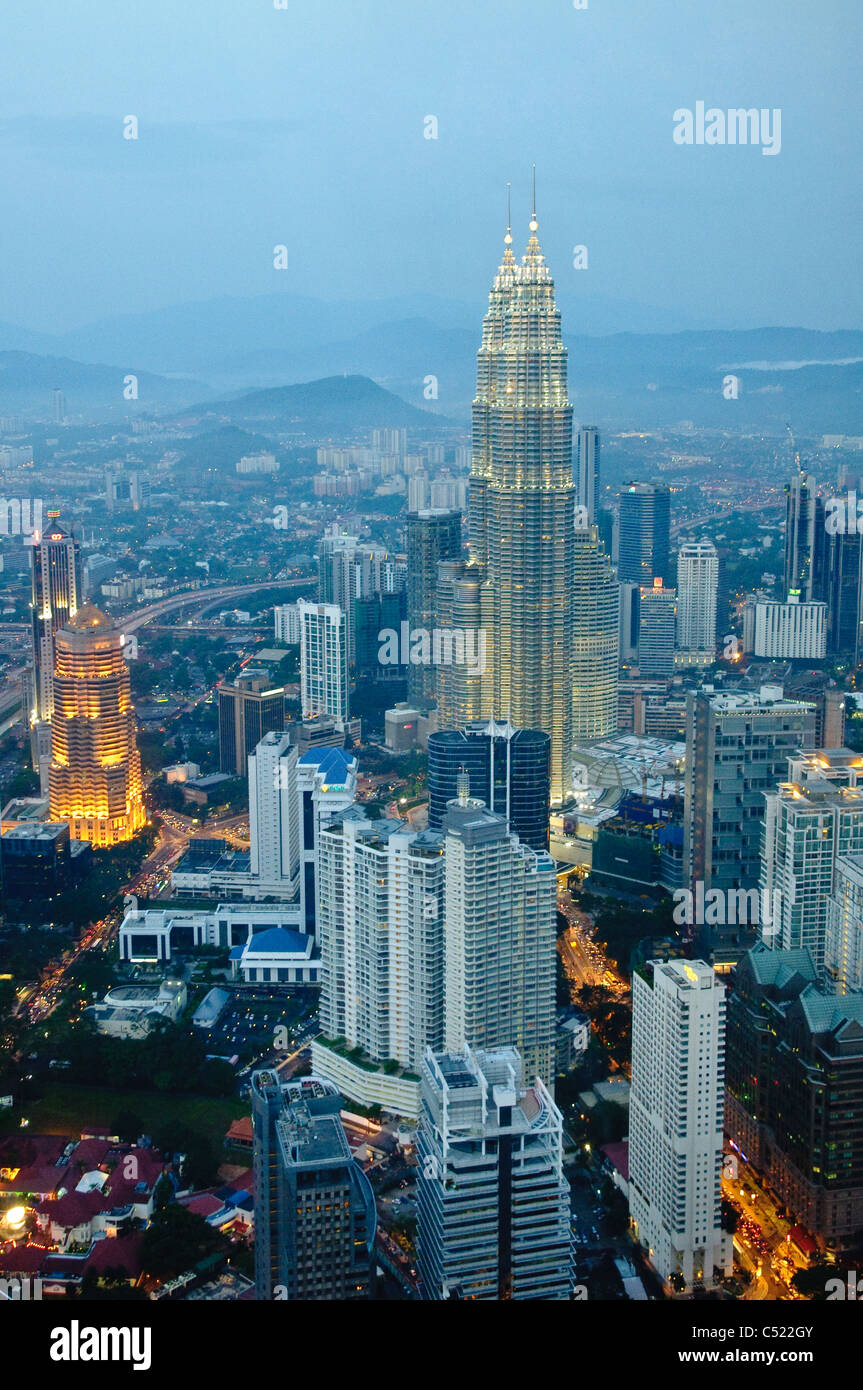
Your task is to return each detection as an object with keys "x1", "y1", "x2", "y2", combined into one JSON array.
[
  {"x1": 2, "y1": 821, "x2": 68, "y2": 843},
  {"x1": 64, "y1": 602, "x2": 112, "y2": 631},
  {"x1": 228, "y1": 926, "x2": 313, "y2": 959},
  {"x1": 297, "y1": 744, "x2": 356, "y2": 780},
  {"x1": 276, "y1": 1102, "x2": 351, "y2": 1169}
]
